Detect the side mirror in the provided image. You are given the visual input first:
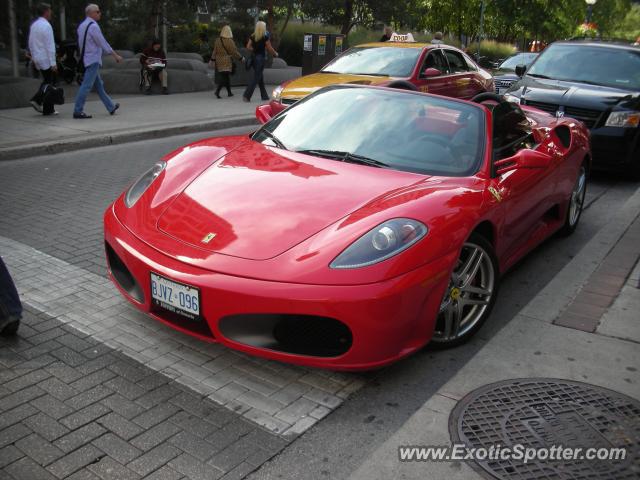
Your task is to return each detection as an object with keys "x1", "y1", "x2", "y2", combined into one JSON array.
[
  {"x1": 255, "y1": 104, "x2": 273, "y2": 124},
  {"x1": 494, "y1": 149, "x2": 552, "y2": 176},
  {"x1": 422, "y1": 67, "x2": 442, "y2": 78},
  {"x1": 515, "y1": 64, "x2": 526, "y2": 77}
]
